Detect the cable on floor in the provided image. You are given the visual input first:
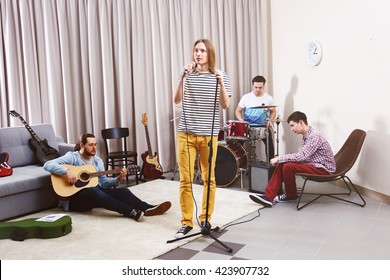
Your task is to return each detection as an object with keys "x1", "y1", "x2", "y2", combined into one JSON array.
[{"x1": 216, "y1": 206, "x2": 263, "y2": 234}]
